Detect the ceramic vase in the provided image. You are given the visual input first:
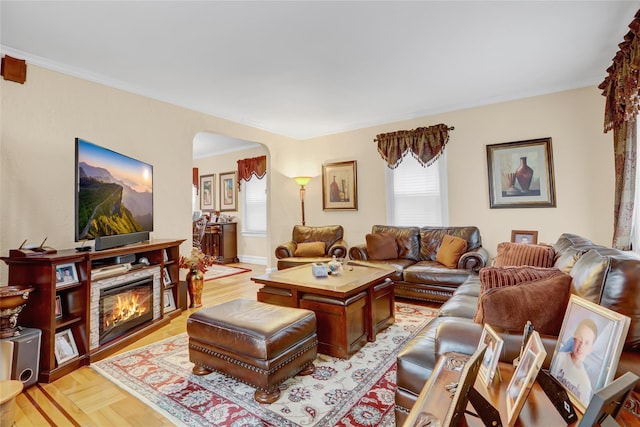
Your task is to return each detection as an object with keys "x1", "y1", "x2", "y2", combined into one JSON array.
[
  {"x1": 515, "y1": 157, "x2": 533, "y2": 192},
  {"x1": 186, "y1": 269, "x2": 204, "y2": 308}
]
